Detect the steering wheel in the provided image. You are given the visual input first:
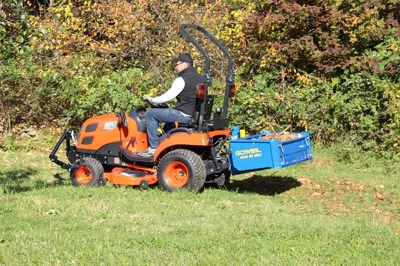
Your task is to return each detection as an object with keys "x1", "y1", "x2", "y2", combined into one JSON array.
[
  {"x1": 144, "y1": 98, "x2": 168, "y2": 108},
  {"x1": 118, "y1": 110, "x2": 128, "y2": 128},
  {"x1": 136, "y1": 107, "x2": 146, "y2": 121}
]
